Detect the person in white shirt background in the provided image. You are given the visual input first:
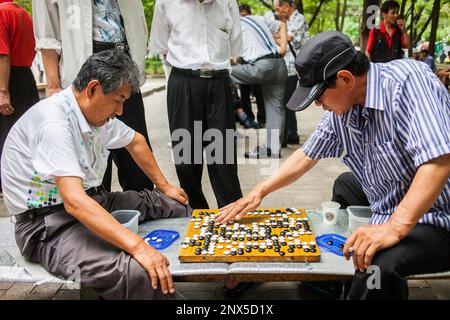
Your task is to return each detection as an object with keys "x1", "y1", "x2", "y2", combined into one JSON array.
[
  {"x1": 32, "y1": 0, "x2": 154, "y2": 193},
  {"x1": 150, "y1": 0, "x2": 244, "y2": 211}
]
